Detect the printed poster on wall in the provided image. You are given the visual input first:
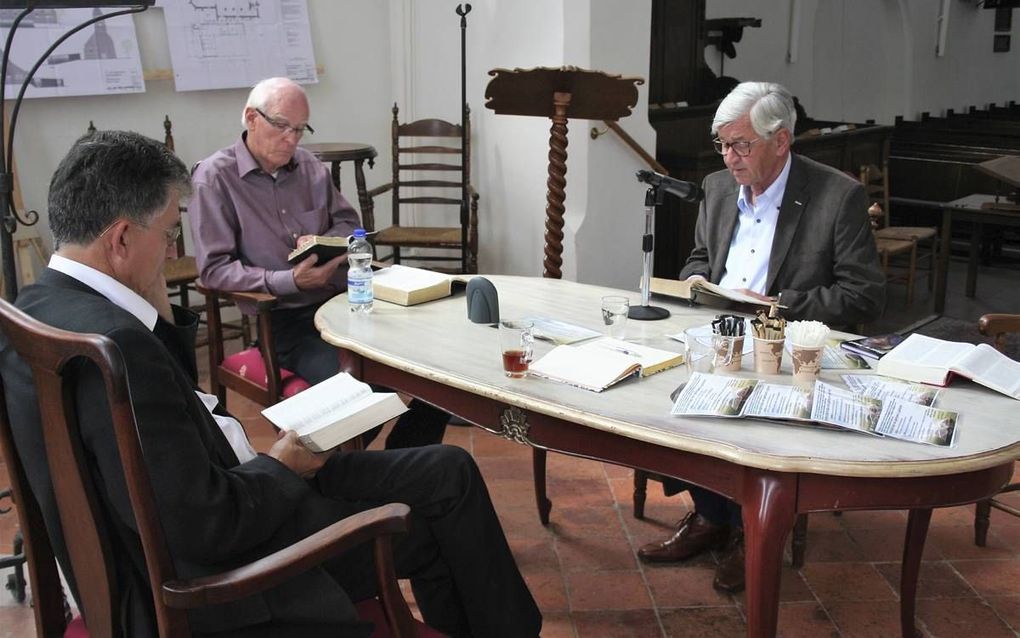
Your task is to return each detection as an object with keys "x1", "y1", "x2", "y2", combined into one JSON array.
[
  {"x1": 0, "y1": 7, "x2": 145, "y2": 98},
  {"x1": 159, "y1": 0, "x2": 318, "y2": 92}
]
